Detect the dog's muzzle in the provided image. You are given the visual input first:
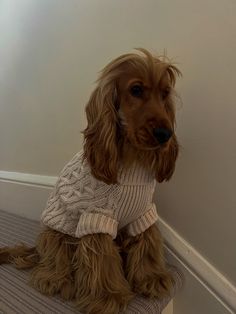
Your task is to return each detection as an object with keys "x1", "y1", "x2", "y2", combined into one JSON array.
[{"x1": 153, "y1": 128, "x2": 173, "y2": 144}]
